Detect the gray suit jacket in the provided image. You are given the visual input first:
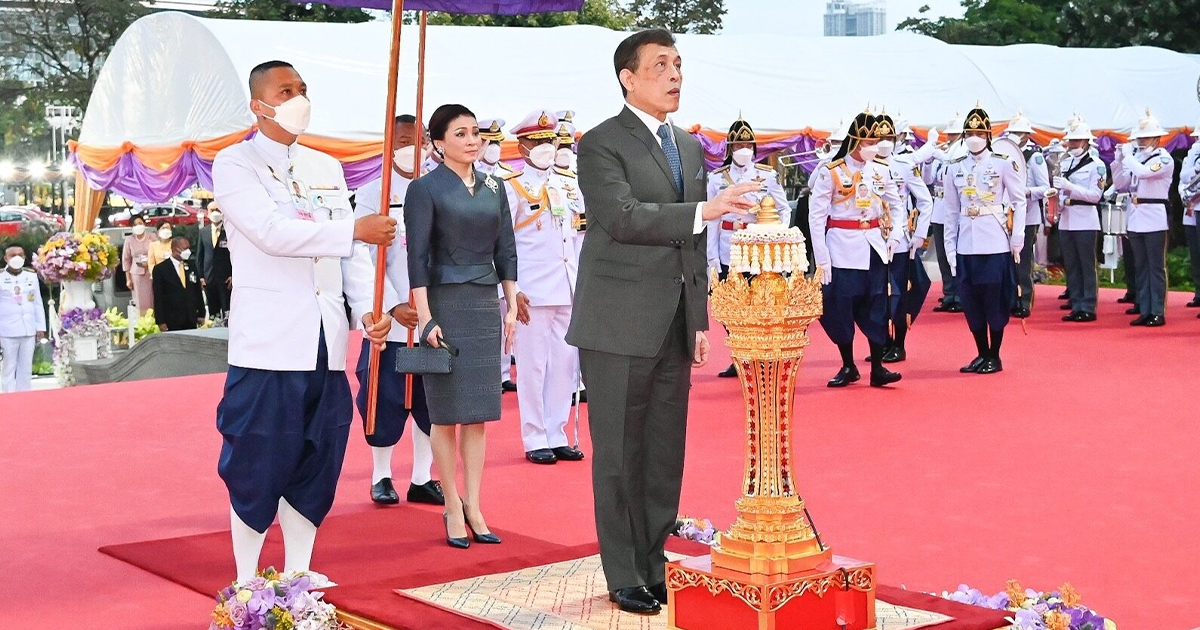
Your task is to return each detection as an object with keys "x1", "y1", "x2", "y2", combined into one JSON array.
[{"x1": 567, "y1": 106, "x2": 709, "y2": 358}]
